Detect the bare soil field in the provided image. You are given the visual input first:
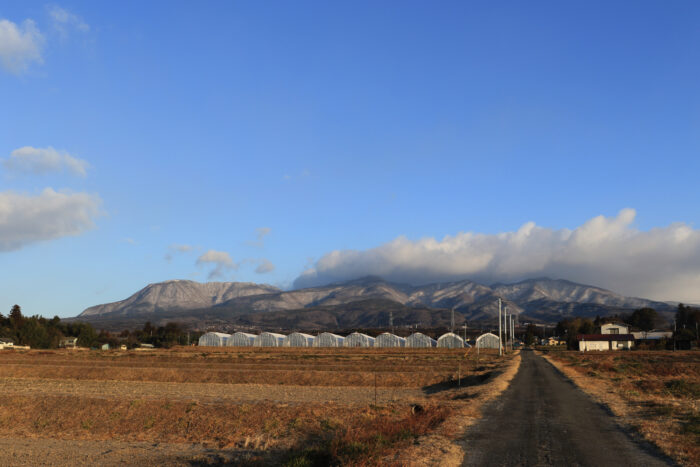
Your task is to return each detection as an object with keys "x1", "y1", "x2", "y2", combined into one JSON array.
[
  {"x1": 542, "y1": 350, "x2": 699, "y2": 466},
  {"x1": 0, "y1": 346, "x2": 520, "y2": 465}
]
